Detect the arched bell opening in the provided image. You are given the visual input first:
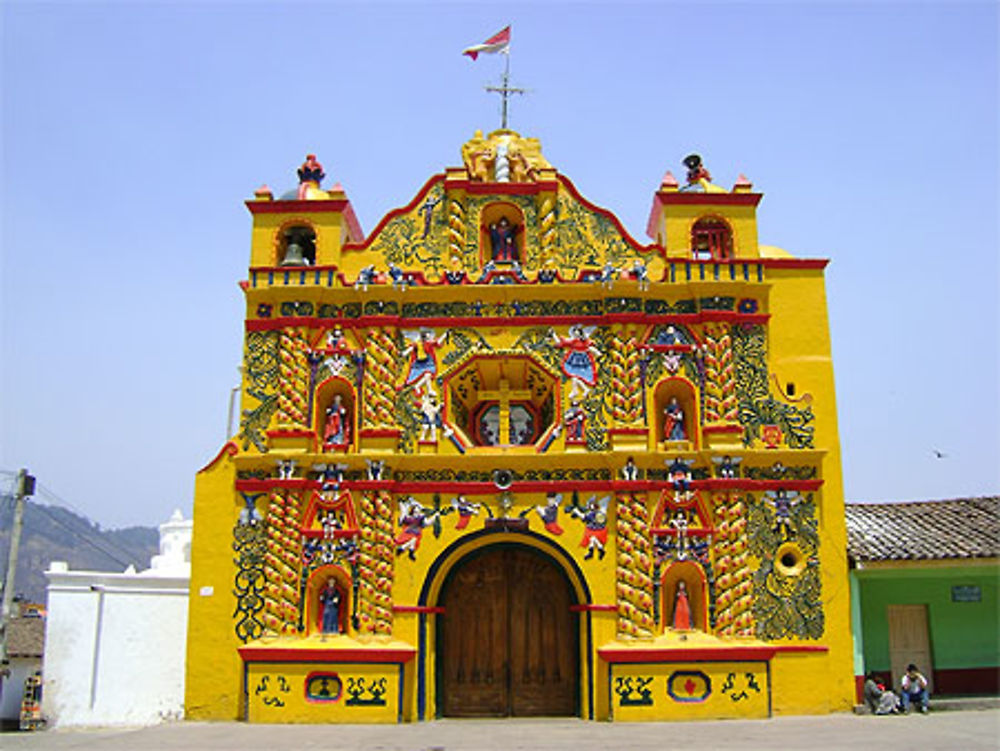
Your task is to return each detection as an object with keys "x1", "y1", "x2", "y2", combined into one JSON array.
[
  {"x1": 314, "y1": 376, "x2": 355, "y2": 452},
  {"x1": 691, "y1": 216, "x2": 733, "y2": 261},
  {"x1": 276, "y1": 223, "x2": 317, "y2": 266},
  {"x1": 661, "y1": 560, "x2": 708, "y2": 632}
]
